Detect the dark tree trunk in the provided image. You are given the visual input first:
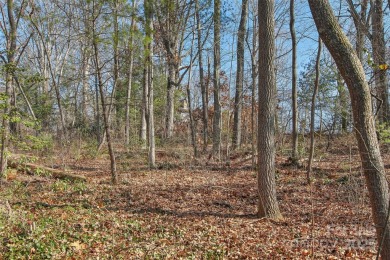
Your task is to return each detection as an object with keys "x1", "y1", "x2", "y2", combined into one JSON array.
[
  {"x1": 232, "y1": 0, "x2": 248, "y2": 149},
  {"x1": 212, "y1": 0, "x2": 221, "y2": 159}
]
